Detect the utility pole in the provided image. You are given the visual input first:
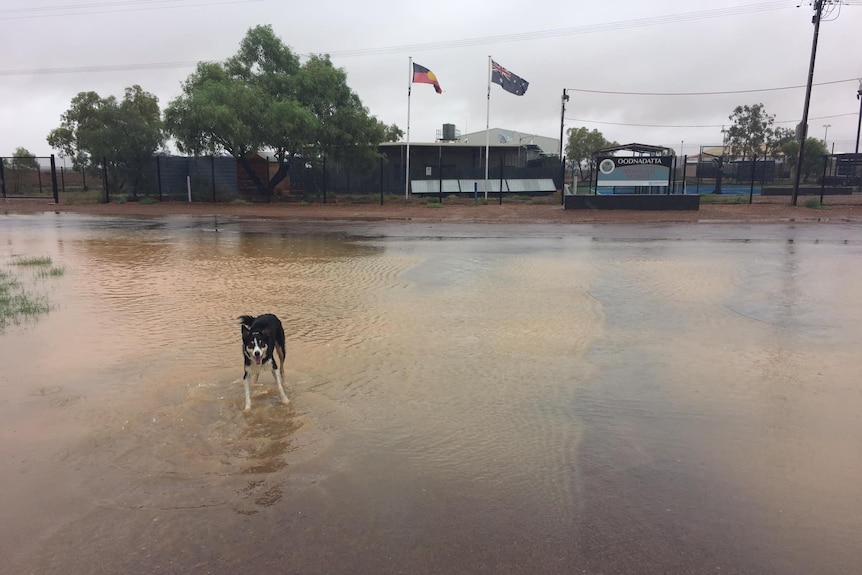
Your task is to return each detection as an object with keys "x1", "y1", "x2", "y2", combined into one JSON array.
[
  {"x1": 856, "y1": 81, "x2": 862, "y2": 155},
  {"x1": 855, "y1": 81, "x2": 862, "y2": 192},
  {"x1": 791, "y1": 0, "x2": 825, "y2": 207},
  {"x1": 559, "y1": 89, "x2": 569, "y2": 198}
]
